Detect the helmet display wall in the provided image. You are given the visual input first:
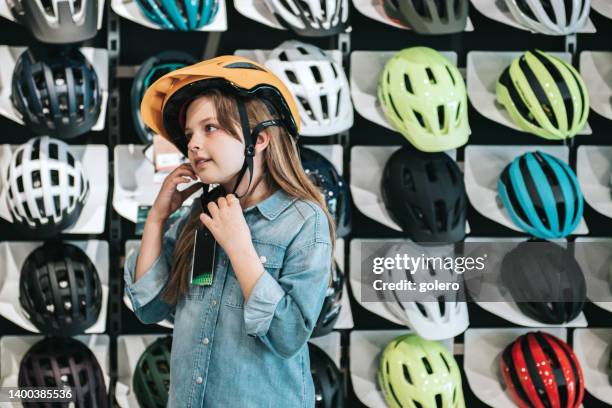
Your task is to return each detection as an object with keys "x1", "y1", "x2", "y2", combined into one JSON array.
[{"x1": 0, "y1": 2, "x2": 610, "y2": 408}]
